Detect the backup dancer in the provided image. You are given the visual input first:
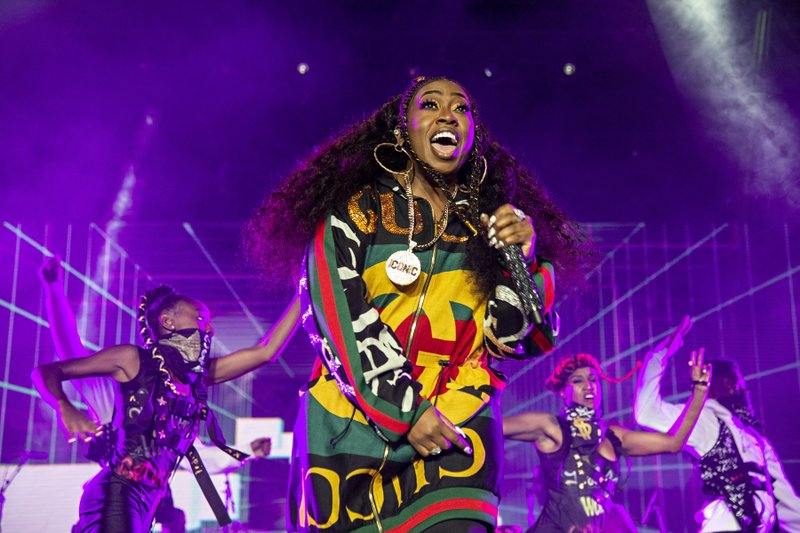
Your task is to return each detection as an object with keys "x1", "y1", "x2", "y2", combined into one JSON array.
[
  {"x1": 634, "y1": 316, "x2": 800, "y2": 531},
  {"x1": 504, "y1": 344, "x2": 711, "y2": 532},
  {"x1": 32, "y1": 284, "x2": 299, "y2": 532},
  {"x1": 36, "y1": 257, "x2": 281, "y2": 532}
]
